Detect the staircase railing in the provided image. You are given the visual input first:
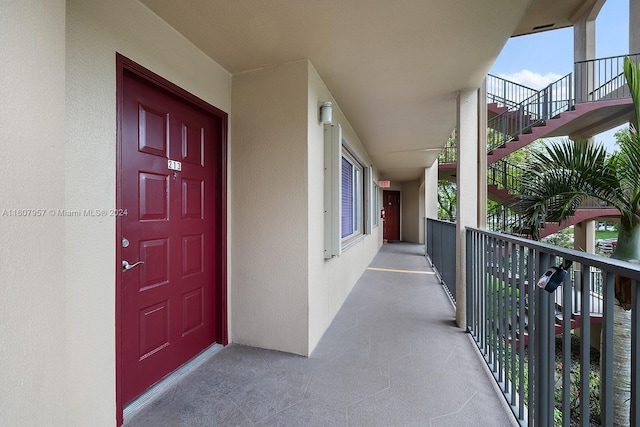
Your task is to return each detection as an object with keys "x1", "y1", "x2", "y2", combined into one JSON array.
[
  {"x1": 486, "y1": 159, "x2": 616, "y2": 234},
  {"x1": 441, "y1": 53, "x2": 640, "y2": 165},
  {"x1": 574, "y1": 52, "x2": 640, "y2": 103},
  {"x1": 441, "y1": 54, "x2": 634, "y2": 236},
  {"x1": 486, "y1": 74, "x2": 538, "y2": 109},
  {"x1": 486, "y1": 203, "x2": 524, "y2": 235},
  {"x1": 487, "y1": 159, "x2": 526, "y2": 234},
  {"x1": 487, "y1": 158, "x2": 525, "y2": 192},
  {"x1": 487, "y1": 73, "x2": 573, "y2": 153}
]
